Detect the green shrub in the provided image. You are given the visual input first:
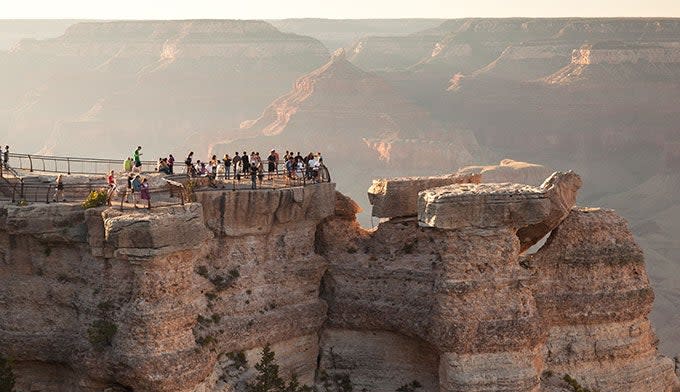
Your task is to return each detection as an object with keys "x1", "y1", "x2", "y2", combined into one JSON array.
[
  {"x1": 401, "y1": 242, "x2": 416, "y2": 254},
  {"x1": 97, "y1": 301, "x2": 115, "y2": 312},
  {"x1": 87, "y1": 320, "x2": 118, "y2": 349},
  {"x1": 196, "y1": 265, "x2": 209, "y2": 279},
  {"x1": 246, "y1": 344, "x2": 313, "y2": 392},
  {"x1": 563, "y1": 374, "x2": 598, "y2": 392},
  {"x1": 81, "y1": 189, "x2": 108, "y2": 209},
  {"x1": 227, "y1": 351, "x2": 247, "y2": 368},
  {"x1": 396, "y1": 380, "x2": 422, "y2": 392},
  {"x1": 0, "y1": 354, "x2": 15, "y2": 392},
  {"x1": 195, "y1": 335, "x2": 216, "y2": 347}
]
